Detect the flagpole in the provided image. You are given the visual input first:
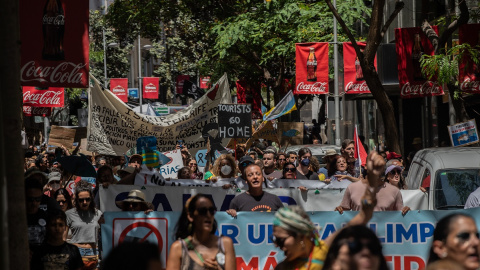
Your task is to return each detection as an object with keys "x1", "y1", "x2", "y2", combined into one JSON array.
[
  {"x1": 138, "y1": 35, "x2": 143, "y2": 113},
  {"x1": 333, "y1": 0, "x2": 341, "y2": 146}
]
